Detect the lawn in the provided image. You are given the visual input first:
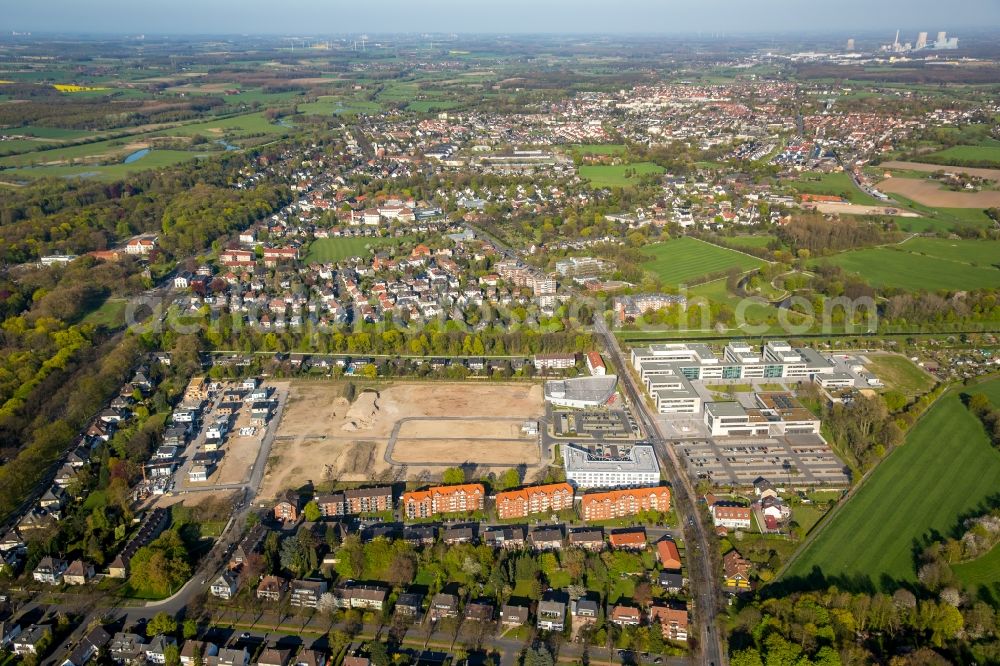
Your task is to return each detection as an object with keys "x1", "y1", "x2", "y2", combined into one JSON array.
[
  {"x1": 304, "y1": 237, "x2": 398, "y2": 263},
  {"x1": 578, "y1": 162, "x2": 665, "y2": 188},
  {"x1": 642, "y1": 237, "x2": 764, "y2": 286},
  {"x1": 785, "y1": 171, "x2": 883, "y2": 205},
  {"x1": 783, "y1": 378, "x2": 1000, "y2": 588},
  {"x1": 923, "y1": 144, "x2": 1000, "y2": 167},
  {"x1": 886, "y1": 193, "x2": 997, "y2": 231},
  {"x1": 571, "y1": 143, "x2": 627, "y2": 155},
  {"x1": 862, "y1": 354, "x2": 936, "y2": 396},
  {"x1": 952, "y1": 544, "x2": 1000, "y2": 601},
  {"x1": 821, "y1": 244, "x2": 1000, "y2": 291},
  {"x1": 899, "y1": 237, "x2": 1000, "y2": 268},
  {"x1": 723, "y1": 235, "x2": 780, "y2": 250},
  {"x1": 407, "y1": 100, "x2": 462, "y2": 112},
  {"x1": 82, "y1": 297, "x2": 128, "y2": 328}
]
